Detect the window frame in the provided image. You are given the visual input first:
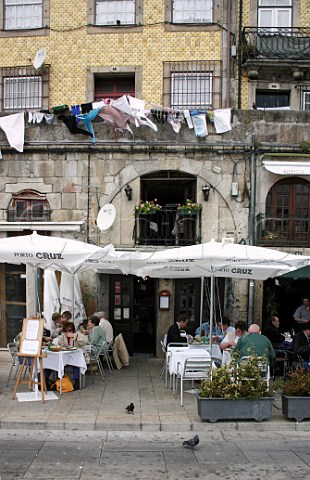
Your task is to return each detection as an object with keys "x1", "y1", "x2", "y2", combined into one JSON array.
[
  {"x1": 171, "y1": 71, "x2": 213, "y2": 109},
  {"x1": 87, "y1": 0, "x2": 143, "y2": 32},
  {"x1": 258, "y1": 0, "x2": 292, "y2": 31},
  {"x1": 0, "y1": 65, "x2": 49, "y2": 112},
  {"x1": 171, "y1": 0, "x2": 213, "y2": 25},
  {"x1": 163, "y1": 60, "x2": 222, "y2": 110},
  {"x1": 0, "y1": 0, "x2": 50, "y2": 35},
  {"x1": 302, "y1": 91, "x2": 310, "y2": 111},
  {"x1": 8, "y1": 191, "x2": 51, "y2": 222}
]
